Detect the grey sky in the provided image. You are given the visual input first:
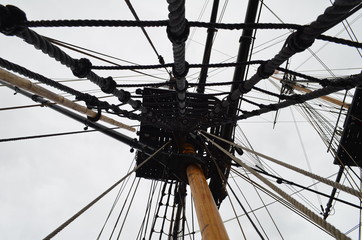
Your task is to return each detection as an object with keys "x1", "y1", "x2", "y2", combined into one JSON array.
[{"x1": 0, "y1": 0, "x2": 361, "y2": 239}]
